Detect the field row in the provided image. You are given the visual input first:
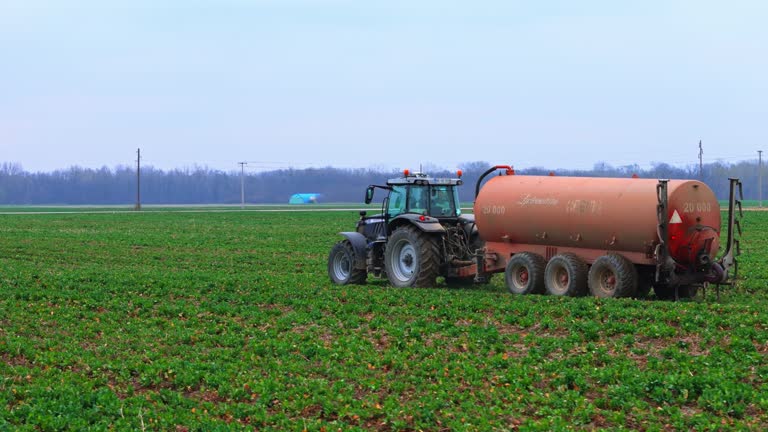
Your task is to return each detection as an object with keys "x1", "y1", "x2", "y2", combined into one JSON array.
[{"x1": 0, "y1": 210, "x2": 766, "y2": 430}]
